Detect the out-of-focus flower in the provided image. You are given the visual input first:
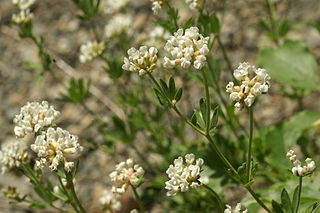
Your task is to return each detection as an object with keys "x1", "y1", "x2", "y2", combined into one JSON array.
[
  {"x1": 165, "y1": 153, "x2": 204, "y2": 196},
  {"x1": 122, "y1": 46, "x2": 158, "y2": 76},
  {"x1": 287, "y1": 150, "x2": 316, "y2": 177},
  {"x1": 0, "y1": 140, "x2": 29, "y2": 174},
  {"x1": 100, "y1": 189, "x2": 122, "y2": 211},
  {"x1": 12, "y1": 9, "x2": 33, "y2": 24},
  {"x1": 79, "y1": 41, "x2": 104, "y2": 63},
  {"x1": 31, "y1": 127, "x2": 83, "y2": 172},
  {"x1": 103, "y1": 0, "x2": 129, "y2": 14},
  {"x1": 139, "y1": 26, "x2": 170, "y2": 49},
  {"x1": 105, "y1": 14, "x2": 133, "y2": 39},
  {"x1": 163, "y1": 27, "x2": 209, "y2": 70},
  {"x1": 130, "y1": 209, "x2": 139, "y2": 213},
  {"x1": 150, "y1": 0, "x2": 163, "y2": 15},
  {"x1": 226, "y1": 62, "x2": 271, "y2": 110},
  {"x1": 186, "y1": 0, "x2": 204, "y2": 10},
  {"x1": 12, "y1": 0, "x2": 36, "y2": 10},
  {"x1": 224, "y1": 203, "x2": 248, "y2": 213},
  {"x1": 13, "y1": 101, "x2": 60, "y2": 138},
  {"x1": 109, "y1": 158, "x2": 144, "y2": 194}
]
